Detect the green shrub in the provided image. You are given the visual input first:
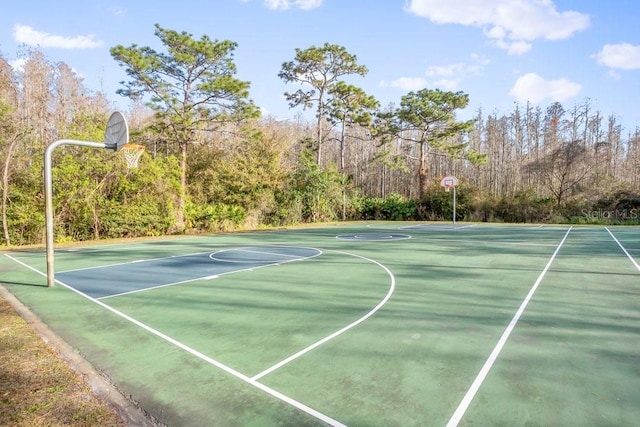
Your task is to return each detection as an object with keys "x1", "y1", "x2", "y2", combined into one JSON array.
[{"x1": 186, "y1": 202, "x2": 247, "y2": 232}]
